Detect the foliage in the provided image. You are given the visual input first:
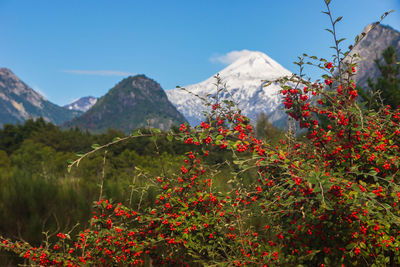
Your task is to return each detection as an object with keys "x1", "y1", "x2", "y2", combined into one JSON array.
[
  {"x1": 255, "y1": 112, "x2": 284, "y2": 143},
  {"x1": 1, "y1": 1, "x2": 400, "y2": 266},
  {"x1": 0, "y1": 119, "x2": 189, "y2": 265}
]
